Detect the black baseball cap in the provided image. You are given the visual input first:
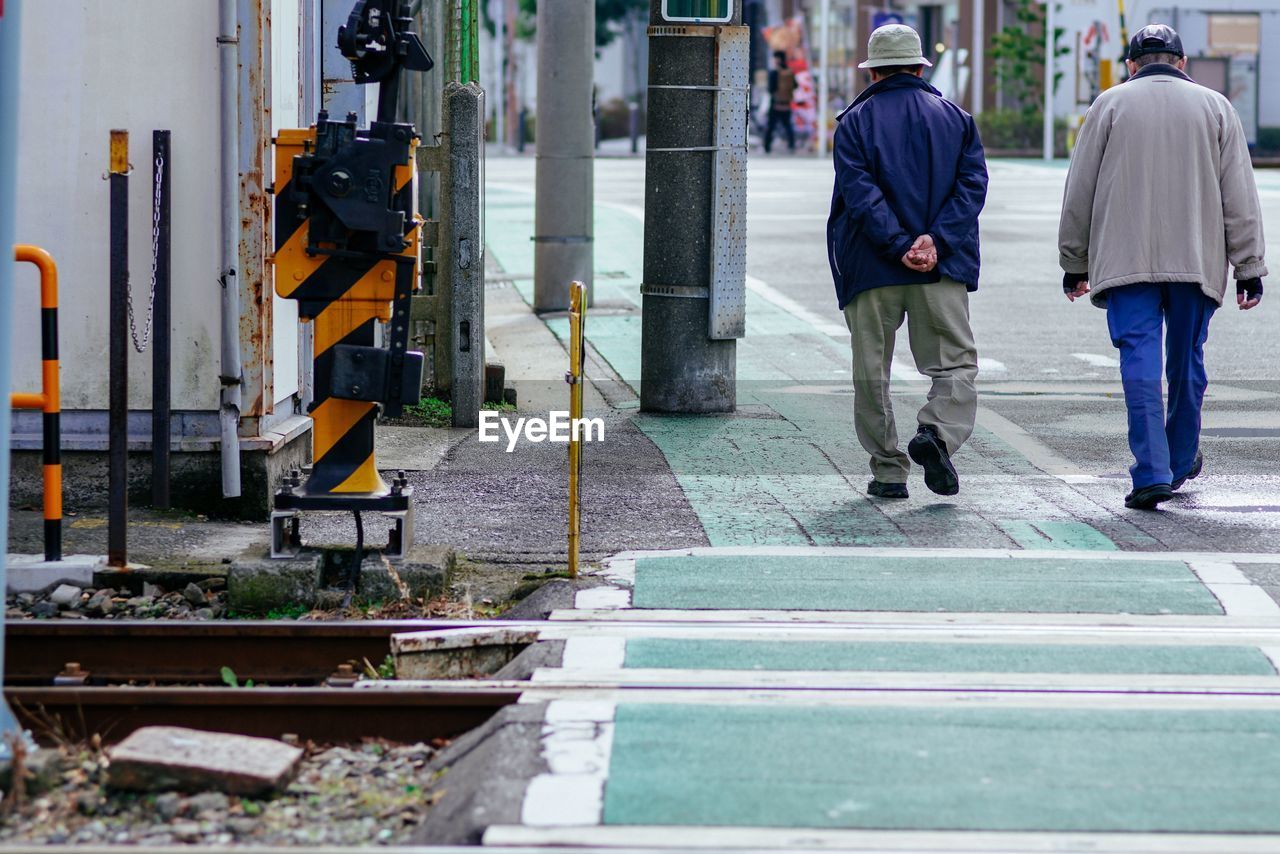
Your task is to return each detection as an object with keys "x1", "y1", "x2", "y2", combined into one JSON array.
[{"x1": 1127, "y1": 24, "x2": 1184, "y2": 60}]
